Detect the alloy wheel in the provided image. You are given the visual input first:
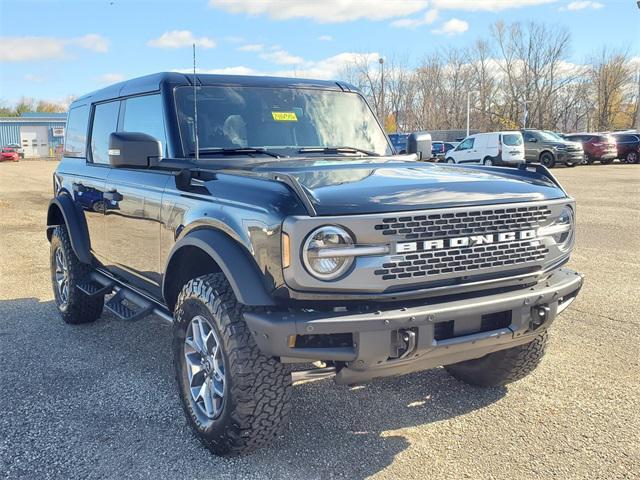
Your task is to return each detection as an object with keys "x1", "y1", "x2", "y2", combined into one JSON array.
[
  {"x1": 54, "y1": 247, "x2": 69, "y2": 306},
  {"x1": 627, "y1": 152, "x2": 638, "y2": 164},
  {"x1": 184, "y1": 315, "x2": 226, "y2": 420}
]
